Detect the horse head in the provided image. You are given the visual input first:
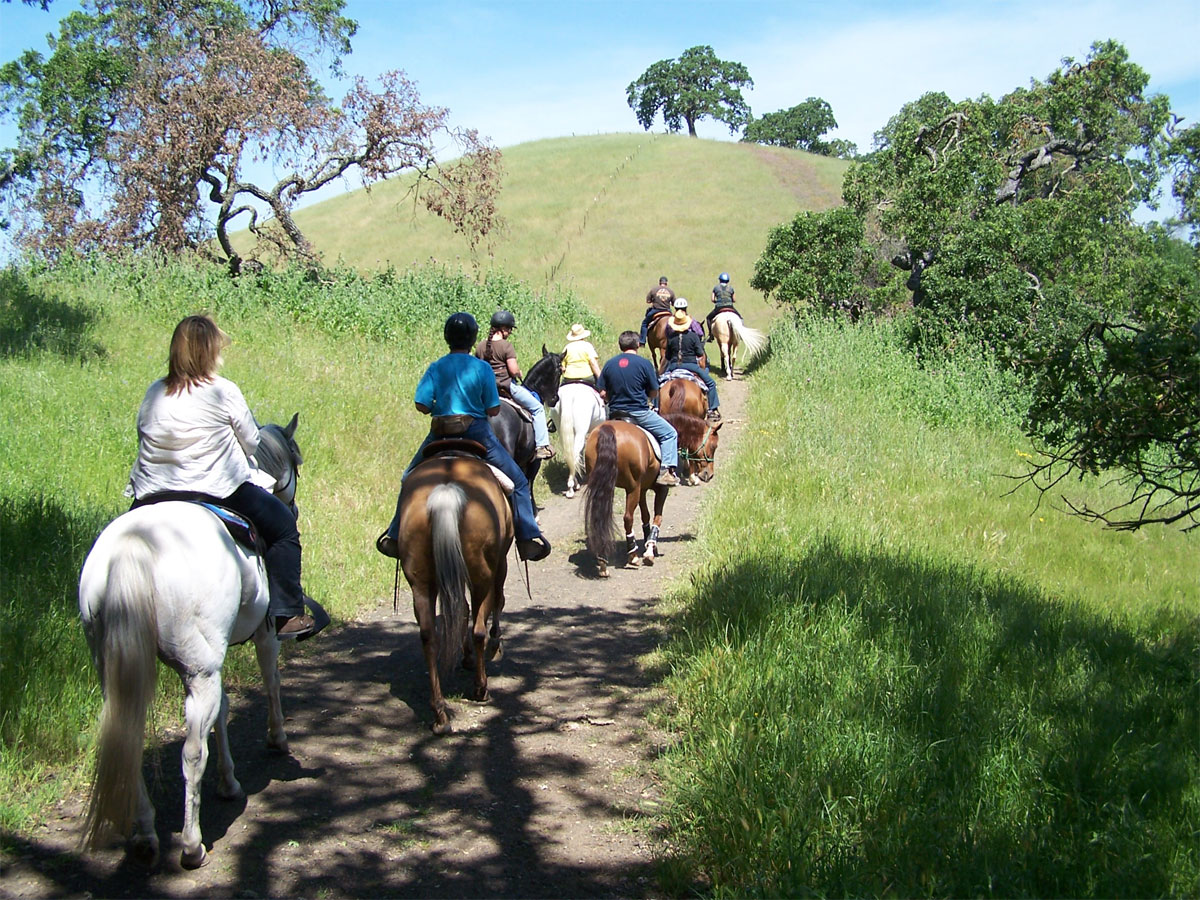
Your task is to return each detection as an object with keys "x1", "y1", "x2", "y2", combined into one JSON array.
[
  {"x1": 524, "y1": 347, "x2": 564, "y2": 409},
  {"x1": 255, "y1": 413, "x2": 302, "y2": 514}
]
